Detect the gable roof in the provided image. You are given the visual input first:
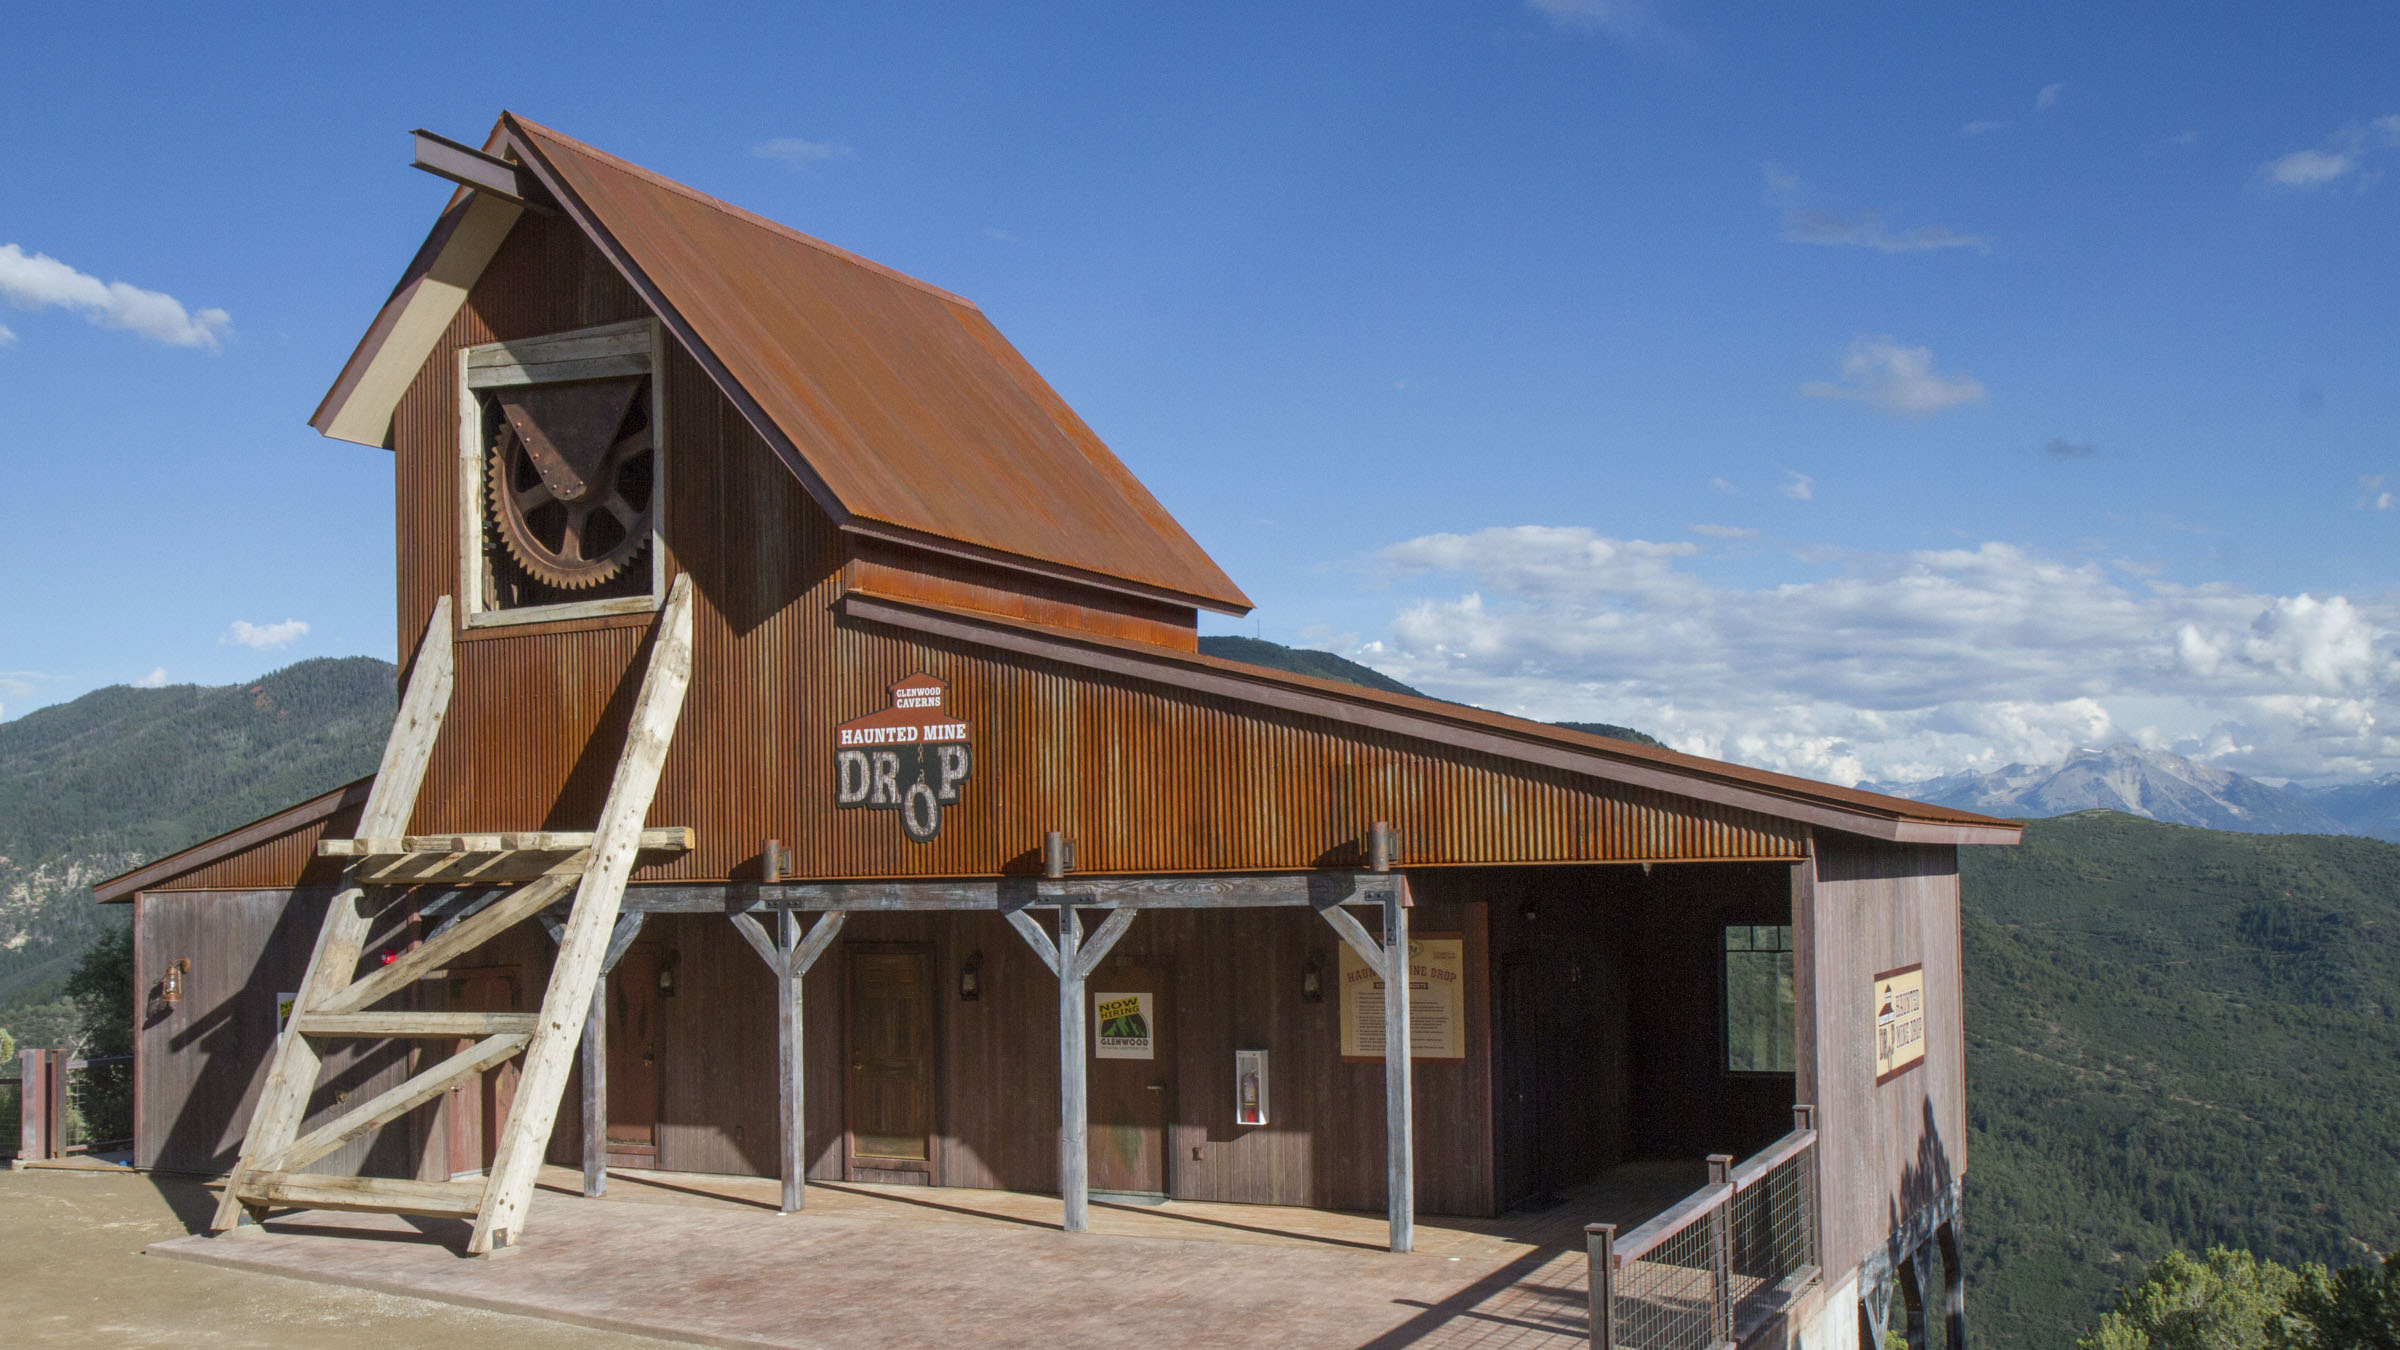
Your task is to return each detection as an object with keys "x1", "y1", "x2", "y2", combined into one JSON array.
[{"x1": 315, "y1": 114, "x2": 1251, "y2": 616}]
